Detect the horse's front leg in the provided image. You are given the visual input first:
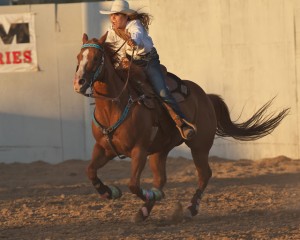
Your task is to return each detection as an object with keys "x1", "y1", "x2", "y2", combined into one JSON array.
[
  {"x1": 129, "y1": 149, "x2": 164, "y2": 222},
  {"x1": 86, "y1": 143, "x2": 122, "y2": 199}
]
